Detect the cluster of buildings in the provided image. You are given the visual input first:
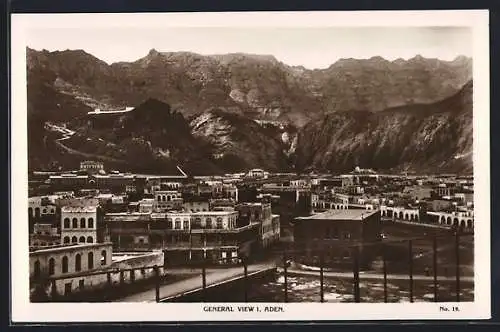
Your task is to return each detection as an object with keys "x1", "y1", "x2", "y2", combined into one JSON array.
[{"x1": 28, "y1": 161, "x2": 474, "y2": 298}]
